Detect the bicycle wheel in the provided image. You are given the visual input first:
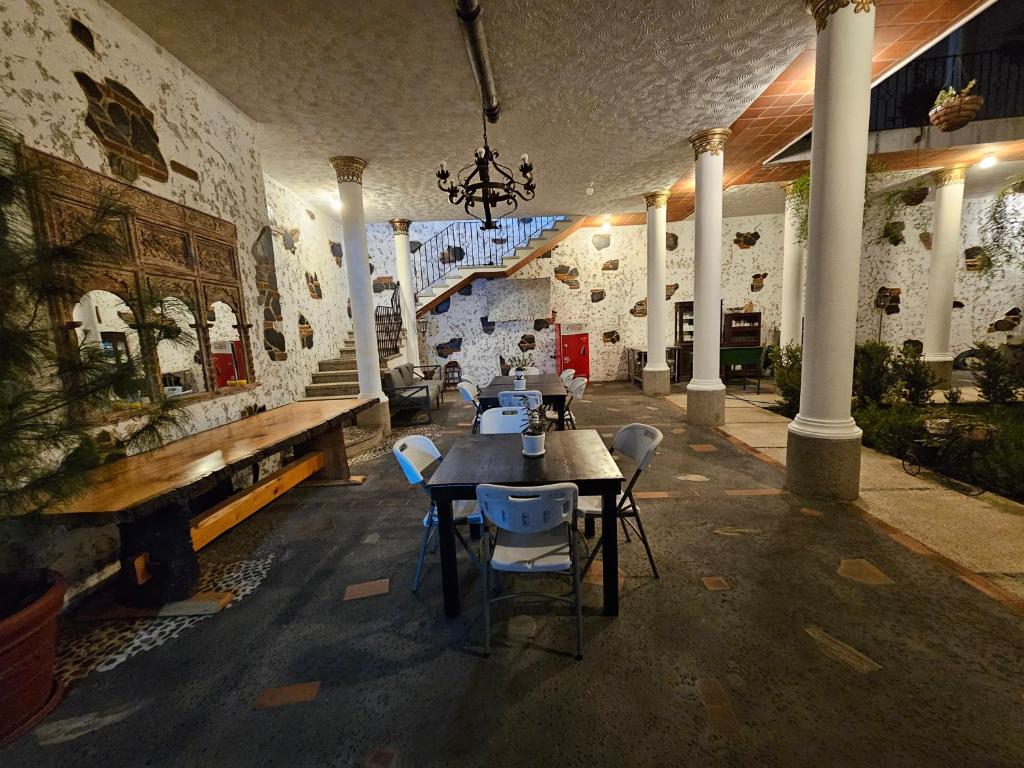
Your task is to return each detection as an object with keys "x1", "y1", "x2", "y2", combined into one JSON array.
[{"x1": 902, "y1": 445, "x2": 922, "y2": 476}]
